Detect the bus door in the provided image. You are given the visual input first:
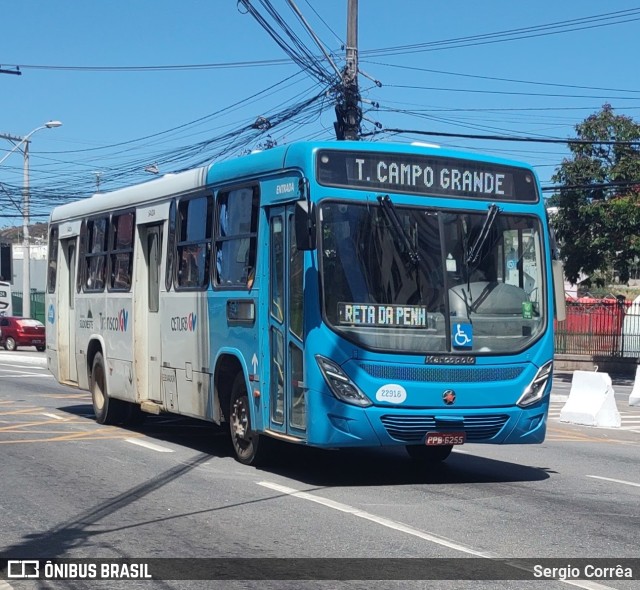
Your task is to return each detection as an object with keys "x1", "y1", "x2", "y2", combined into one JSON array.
[
  {"x1": 267, "y1": 205, "x2": 306, "y2": 437},
  {"x1": 133, "y1": 222, "x2": 163, "y2": 404},
  {"x1": 58, "y1": 238, "x2": 78, "y2": 383}
]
